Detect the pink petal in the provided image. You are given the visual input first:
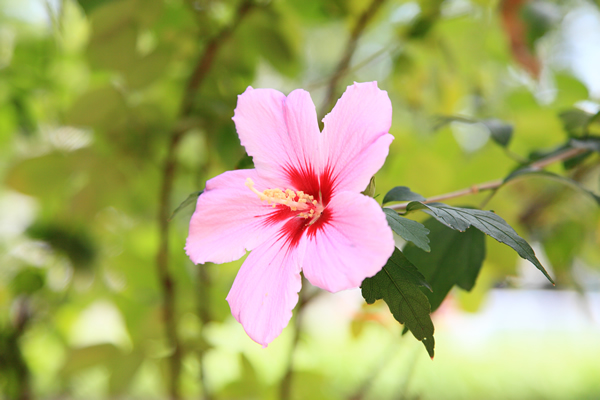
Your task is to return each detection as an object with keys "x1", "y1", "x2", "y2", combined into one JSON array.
[
  {"x1": 232, "y1": 87, "x2": 320, "y2": 188},
  {"x1": 185, "y1": 169, "x2": 291, "y2": 264},
  {"x1": 226, "y1": 233, "x2": 305, "y2": 347},
  {"x1": 301, "y1": 191, "x2": 395, "y2": 293},
  {"x1": 320, "y1": 82, "x2": 393, "y2": 194}
]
